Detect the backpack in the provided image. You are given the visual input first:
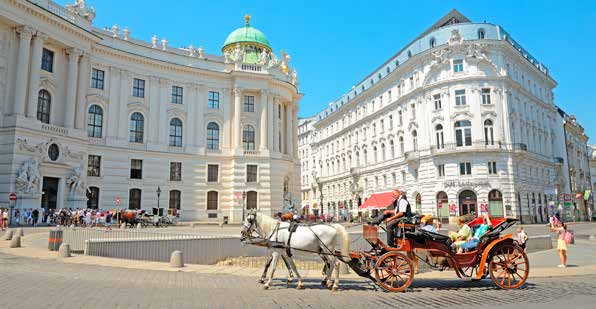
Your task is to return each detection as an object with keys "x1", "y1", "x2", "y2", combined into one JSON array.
[{"x1": 563, "y1": 231, "x2": 573, "y2": 244}]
